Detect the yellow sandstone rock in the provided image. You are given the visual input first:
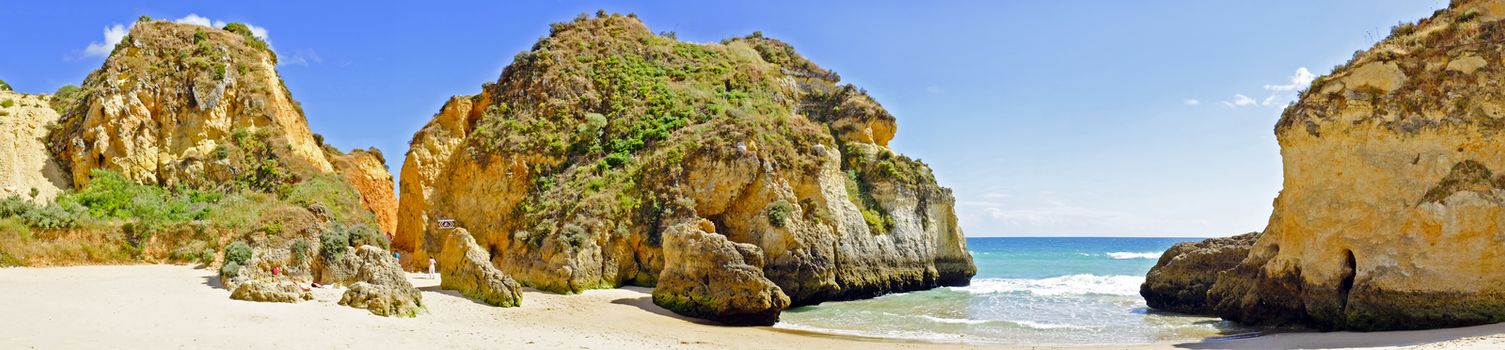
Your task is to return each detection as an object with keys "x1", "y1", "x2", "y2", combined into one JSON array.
[
  {"x1": 1208, "y1": 0, "x2": 1505, "y2": 330},
  {"x1": 0, "y1": 92, "x2": 69, "y2": 202}
]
